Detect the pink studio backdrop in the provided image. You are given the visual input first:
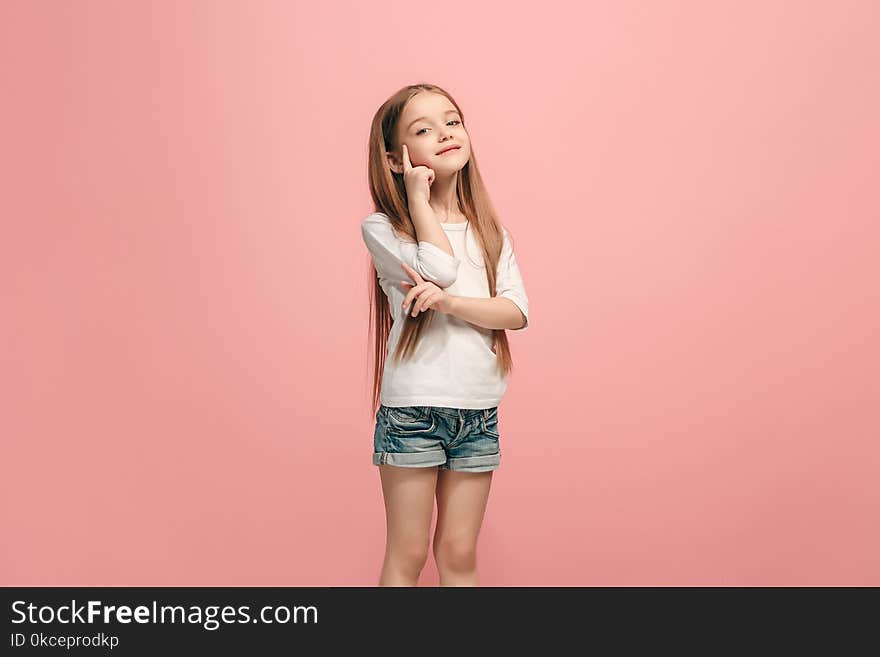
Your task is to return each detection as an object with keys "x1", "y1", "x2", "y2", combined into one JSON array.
[{"x1": 1, "y1": 1, "x2": 878, "y2": 586}]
